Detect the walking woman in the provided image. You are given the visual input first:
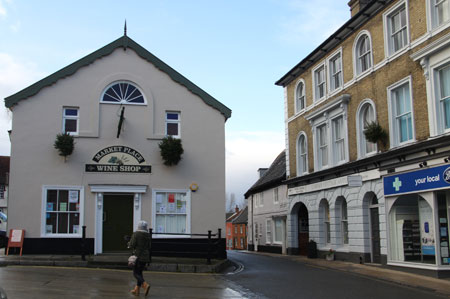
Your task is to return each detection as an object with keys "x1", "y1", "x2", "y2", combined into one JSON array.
[{"x1": 129, "y1": 220, "x2": 151, "y2": 296}]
